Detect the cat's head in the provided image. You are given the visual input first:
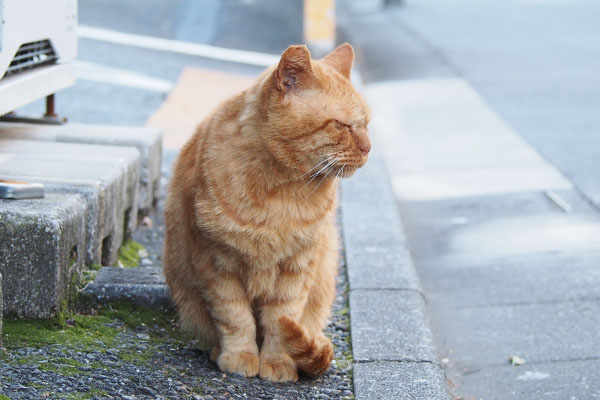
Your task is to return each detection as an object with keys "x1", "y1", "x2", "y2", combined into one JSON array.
[{"x1": 263, "y1": 43, "x2": 371, "y2": 179}]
